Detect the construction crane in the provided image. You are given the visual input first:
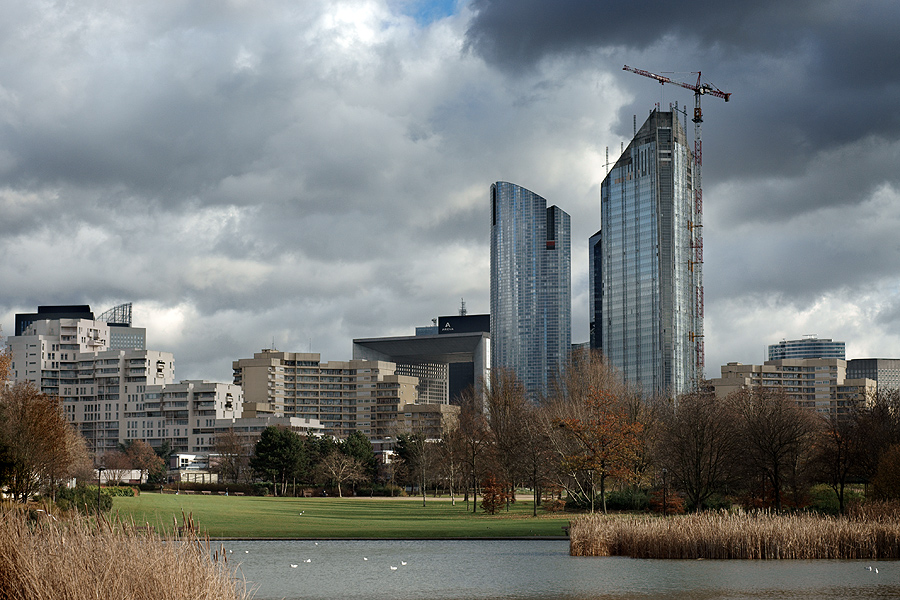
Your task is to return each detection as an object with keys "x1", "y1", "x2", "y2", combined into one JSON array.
[{"x1": 623, "y1": 65, "x2": 731, "y2": 388}]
